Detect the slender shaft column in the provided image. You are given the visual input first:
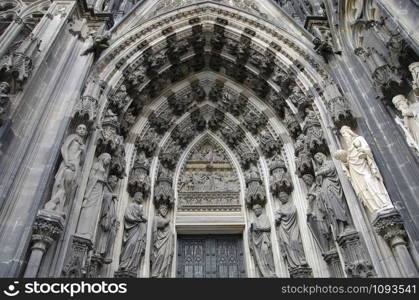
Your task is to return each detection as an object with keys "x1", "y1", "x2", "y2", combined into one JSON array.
[
  {"x1": 24, "y1": 210, "x2": 65, "y2": 278},
  {"x1": 373, "y1": 210, "x2": 419, "y2": 278}
]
